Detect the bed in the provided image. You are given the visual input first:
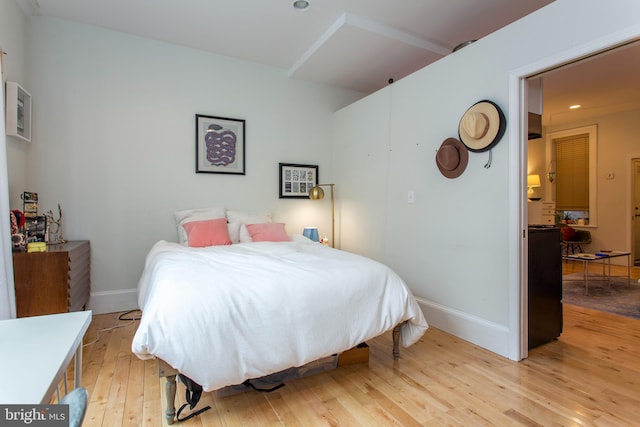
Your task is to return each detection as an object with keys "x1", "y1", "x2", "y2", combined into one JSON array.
[{"x1": 131, "y1": 209, "x2": 428, "y2": 423}]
